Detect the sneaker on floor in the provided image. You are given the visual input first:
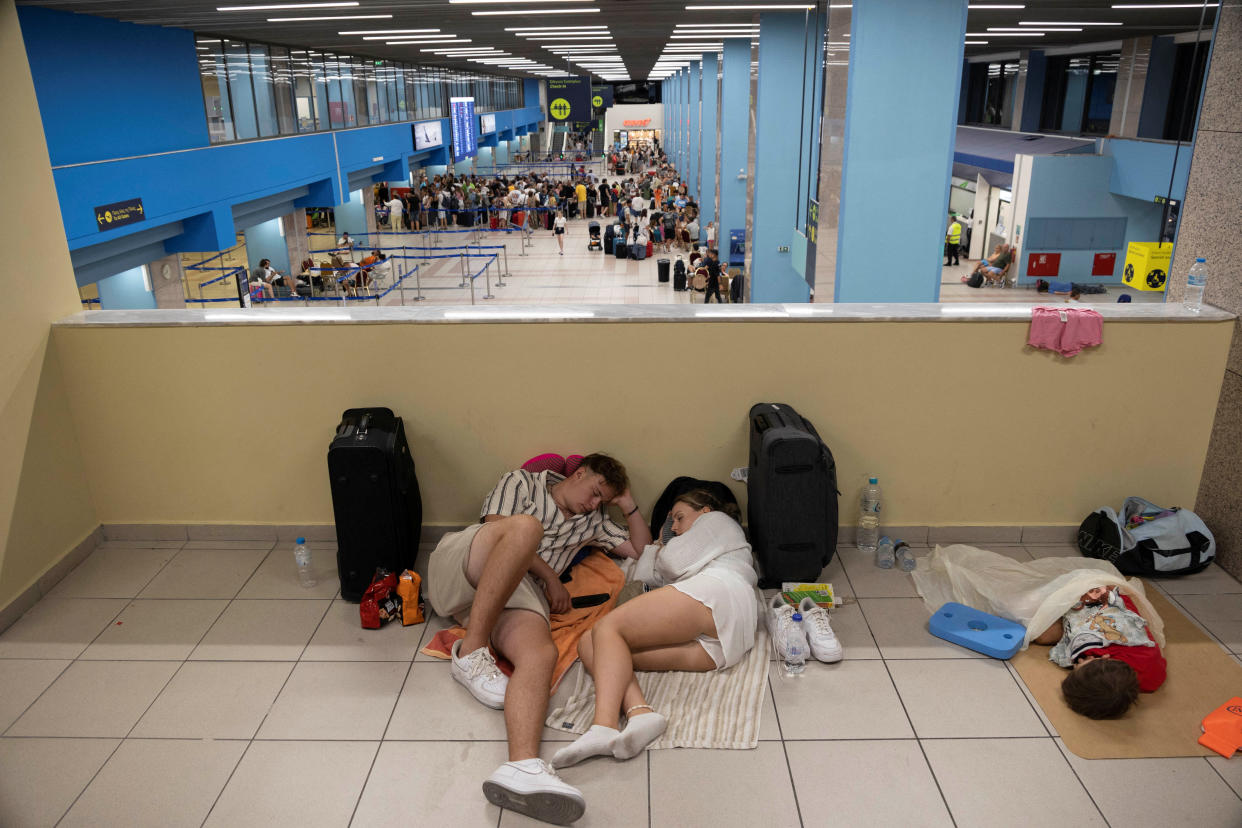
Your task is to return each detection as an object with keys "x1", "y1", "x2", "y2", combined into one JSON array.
[
  {"x1": 451, "y1": 639, "x2": 507, "y2": 709},
  {"x1": 797, "y1": 597, "x2": 844, "y2": 663},
  {"x1": 765, "y1": 593, "x2": 800, "y2": 660},
  {"x1": 483, "y1": 758, "x2": 586, "y2": 825}
]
